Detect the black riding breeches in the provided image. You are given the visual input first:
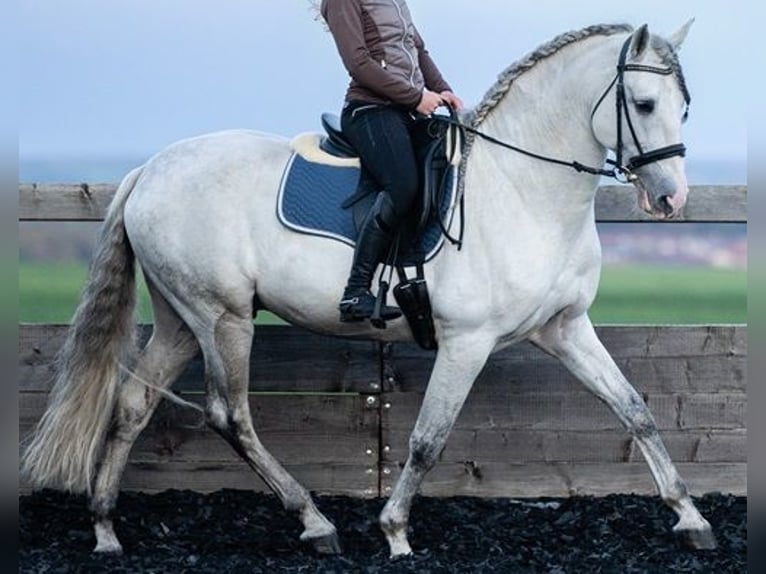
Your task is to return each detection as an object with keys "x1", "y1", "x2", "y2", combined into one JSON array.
[{"x1": 341, "y1": 102, "x2": 425, "y2": 231}]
